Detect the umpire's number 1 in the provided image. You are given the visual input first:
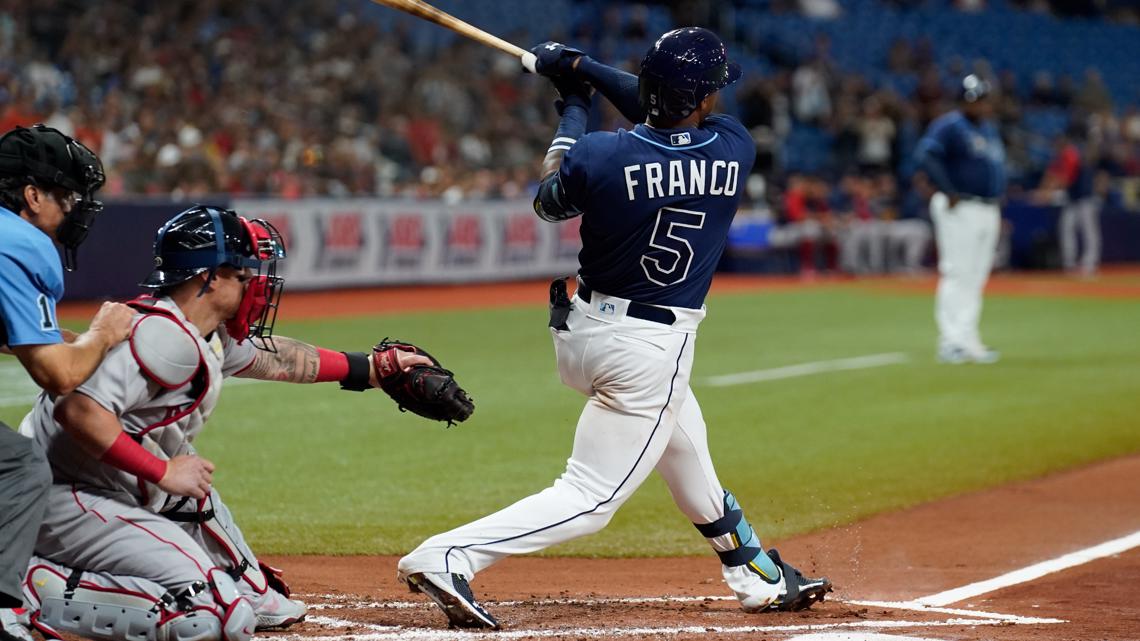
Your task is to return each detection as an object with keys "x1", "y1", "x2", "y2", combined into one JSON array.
[
  {"x1": 37, "y1": 294, "x2": 56, "y2": 330},
  {"x1": 641, "y1": 207, "x2": 706, "y2": 287}
]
